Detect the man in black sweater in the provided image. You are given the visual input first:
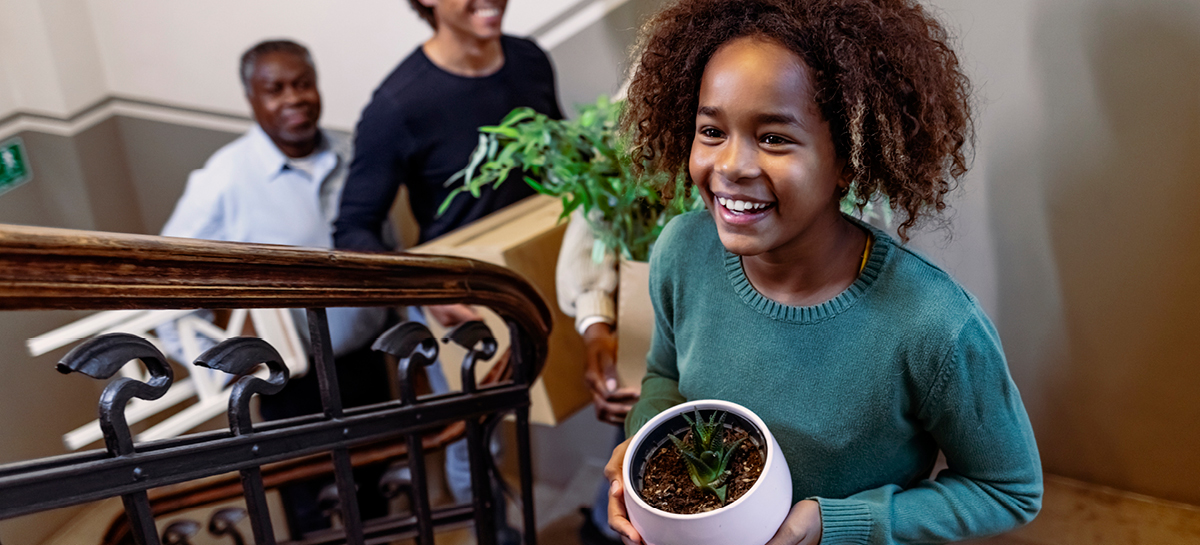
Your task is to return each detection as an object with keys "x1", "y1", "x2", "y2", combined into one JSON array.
[{"x1": 335, "y1": 0, "x2": 562, "y2": 252}]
